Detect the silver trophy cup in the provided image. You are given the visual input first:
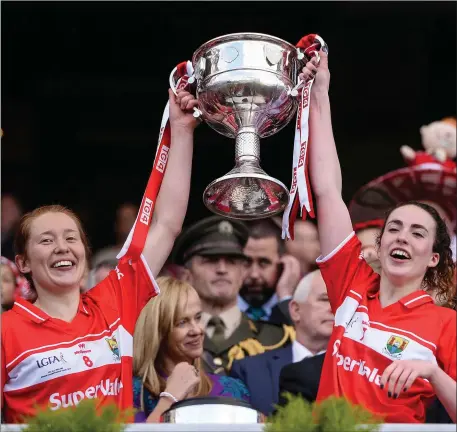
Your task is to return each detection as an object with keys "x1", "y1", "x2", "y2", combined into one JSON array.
[{"x1": 173, "y1": 33, "x2": 304, "y2": 220}]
